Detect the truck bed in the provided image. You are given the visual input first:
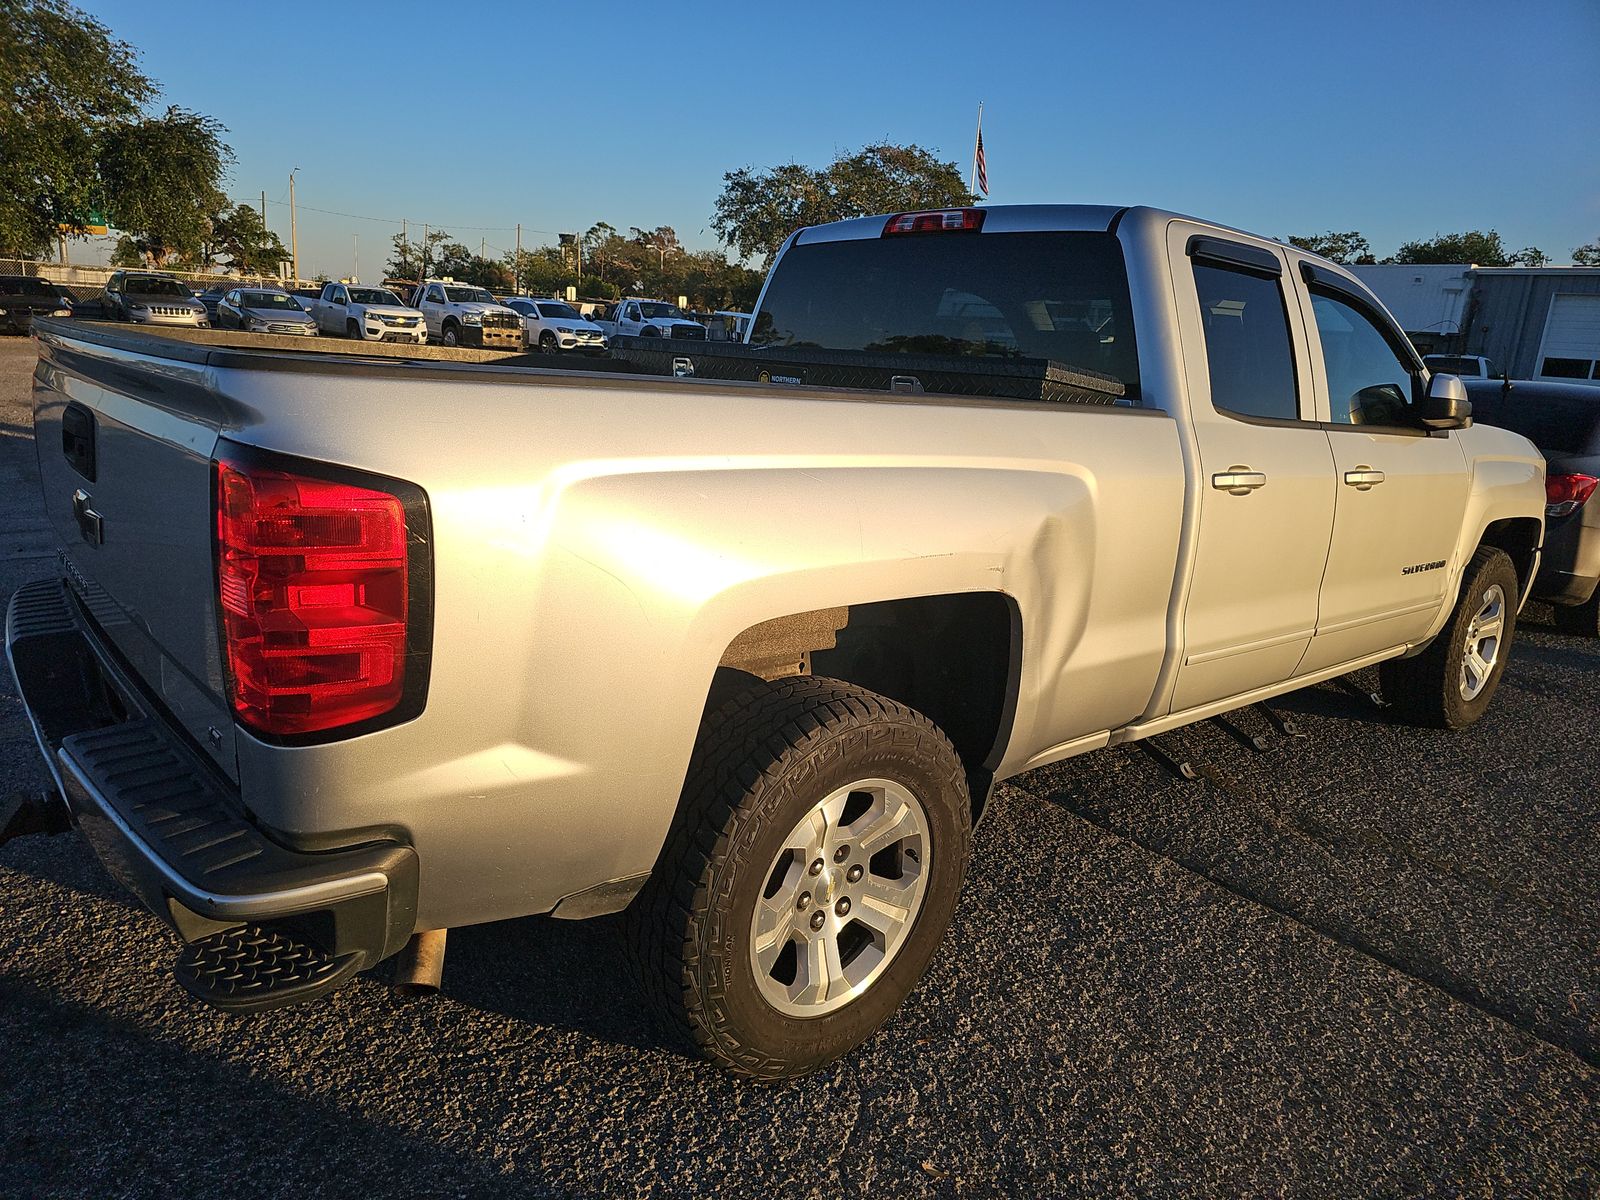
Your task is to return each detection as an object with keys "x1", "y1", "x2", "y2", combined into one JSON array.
[{"x1": 26, "y1": 314, "x2": 1182, "y2": 930}]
